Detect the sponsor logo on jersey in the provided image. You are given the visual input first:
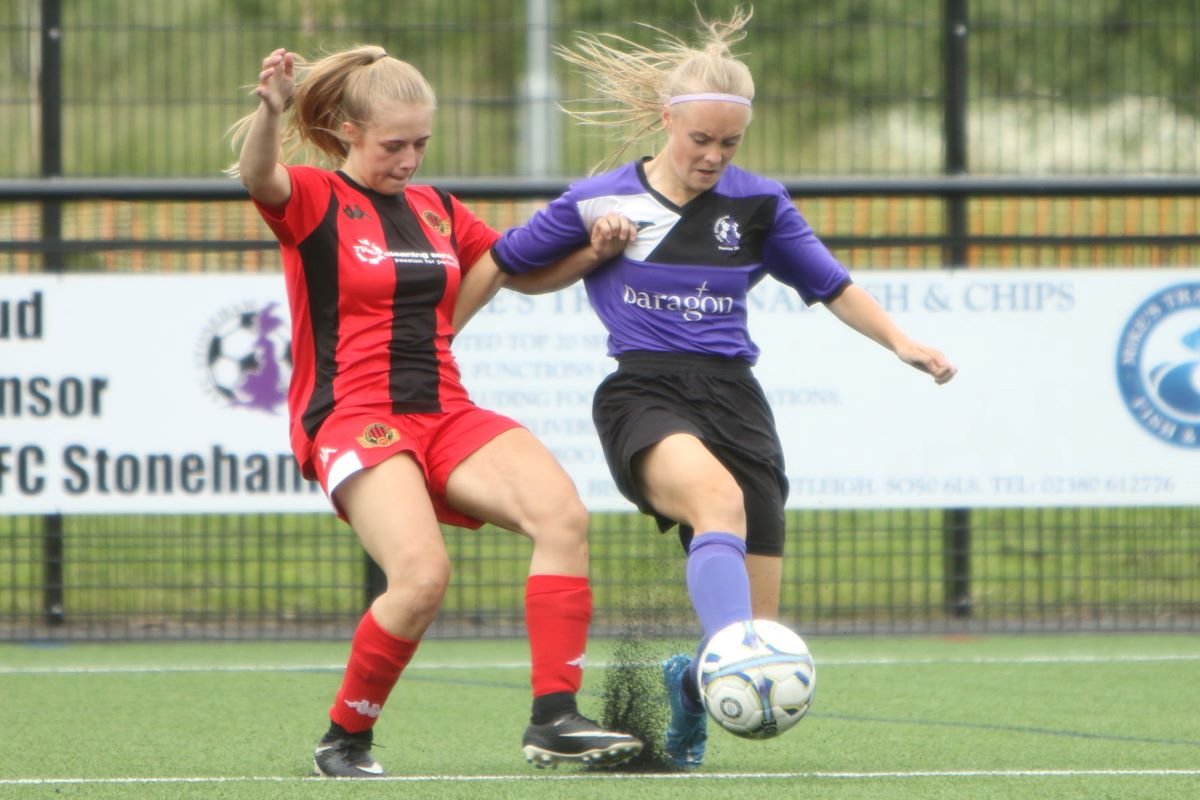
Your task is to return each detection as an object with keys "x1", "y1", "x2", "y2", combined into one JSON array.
[
  {"x1": 421, "y1": 209, "x2": 452, "y2": 237},
  {"x1": 351, "y1": 238, "x2": 459, "y2": 268},
  {"x1": 343, "y1": 203, "x2": 369, "y2": 220},
  {"x1": 319, "y1": 446, "x2": 337, "y2": 466},
  {"x1": 712, "y1": 215, "x2": 742, "y2": 252},
  {"x1": 357, "y1": 423, "x2": 400, "y2": 449},
  {"x1": 622, "y1": 280, "x2": 734, "y2": 322}
]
